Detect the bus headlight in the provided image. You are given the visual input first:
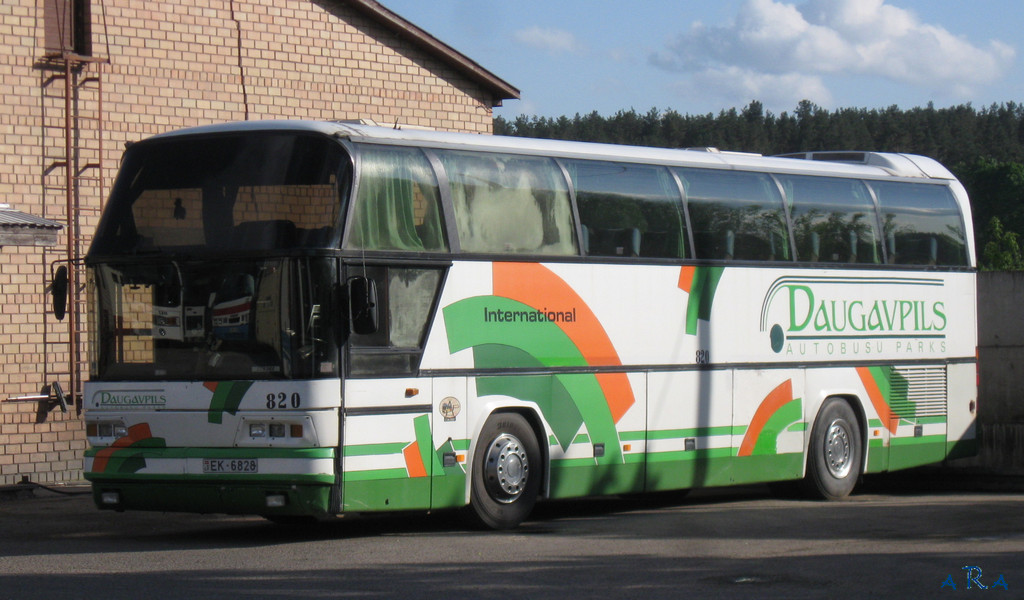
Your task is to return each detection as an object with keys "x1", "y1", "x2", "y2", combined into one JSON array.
[
  {"x1": 236, "y1": 416, "x2": 316, "y2": 447},
  {"x1": 86, "y1": 420, "x2": 129, "y2": 442}
]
